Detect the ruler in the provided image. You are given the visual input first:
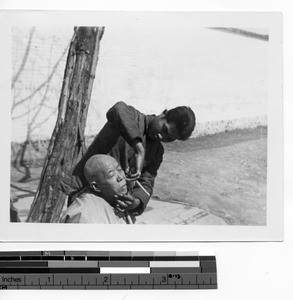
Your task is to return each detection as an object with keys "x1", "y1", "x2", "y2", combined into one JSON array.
[{"x1": 0, "y1": 251, "x2": 217, "y2": 290}]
